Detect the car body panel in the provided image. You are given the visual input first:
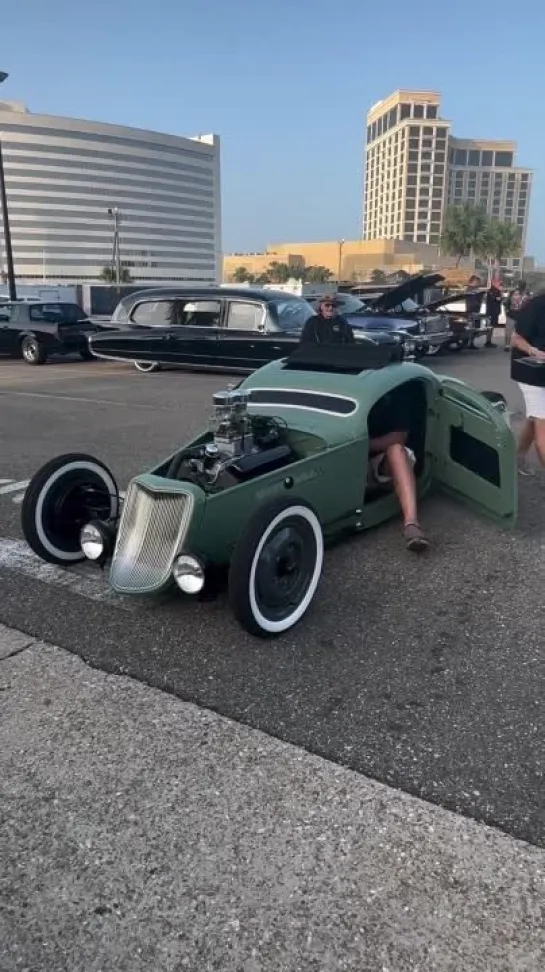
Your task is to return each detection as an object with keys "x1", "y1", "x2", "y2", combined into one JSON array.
[
  {"x1": 369, "y1": 273, "x2": 445, "y2": 312},
  {"x1": 106, "y1": 357, "x2": 516, "y2": 595},
  {"x1": 432, "y1": 376, "x2": 517, "y2": 525}
]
